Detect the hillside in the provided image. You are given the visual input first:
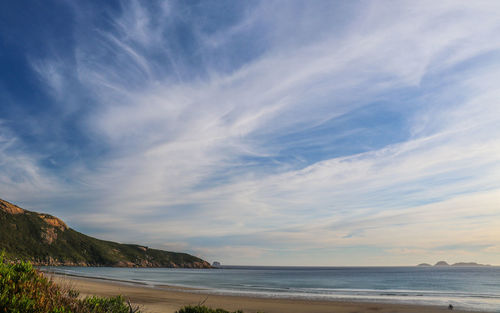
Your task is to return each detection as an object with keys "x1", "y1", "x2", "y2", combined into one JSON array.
[{"x1": 0, "y1": 199, "x2": 211, "y2": 268}]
